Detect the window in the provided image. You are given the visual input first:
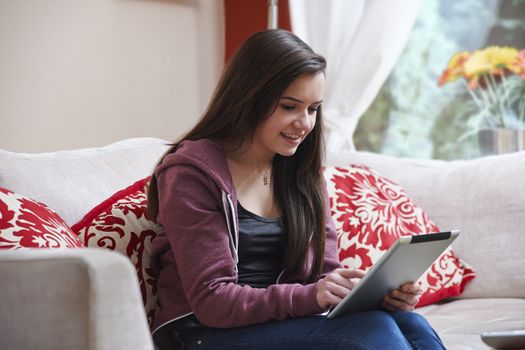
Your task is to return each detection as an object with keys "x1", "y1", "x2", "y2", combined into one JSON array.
[{"x1": 354, "y1": 0, "x2": 525, "y2": 160}]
